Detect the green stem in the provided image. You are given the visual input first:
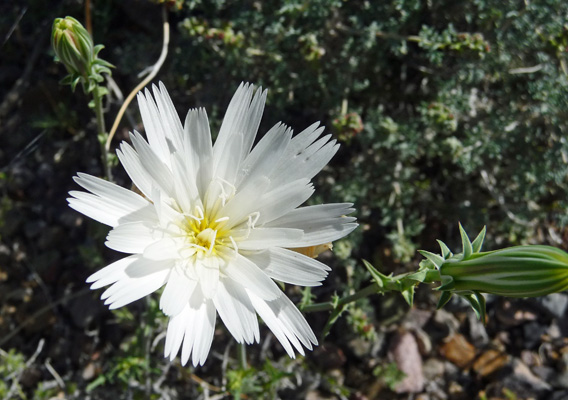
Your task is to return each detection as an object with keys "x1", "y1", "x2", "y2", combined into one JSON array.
[
  {"x1": 302, "y1": 270, "x2": 443, "y2": 313},
  {"x1": 302, "y1": 283, "x2": 380, "y2": 313},
  {"x1": 237, "y1": 342, "x2": 247, "y2": 370},
  {"x1": 92, "y1": 85, "x2": 112, "y2": 180}
]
